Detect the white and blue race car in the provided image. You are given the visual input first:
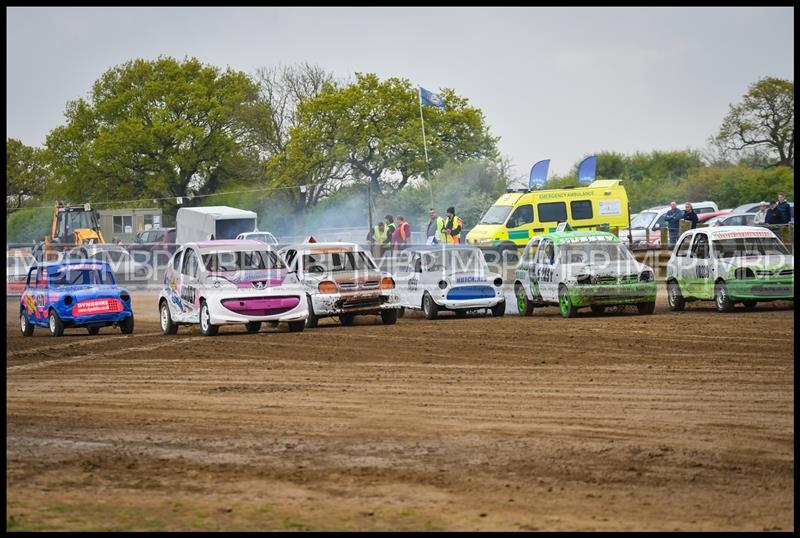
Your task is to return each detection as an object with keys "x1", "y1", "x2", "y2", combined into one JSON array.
[{"x1": 393, "y1": 245, "x2": 506, "y2": 319}]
